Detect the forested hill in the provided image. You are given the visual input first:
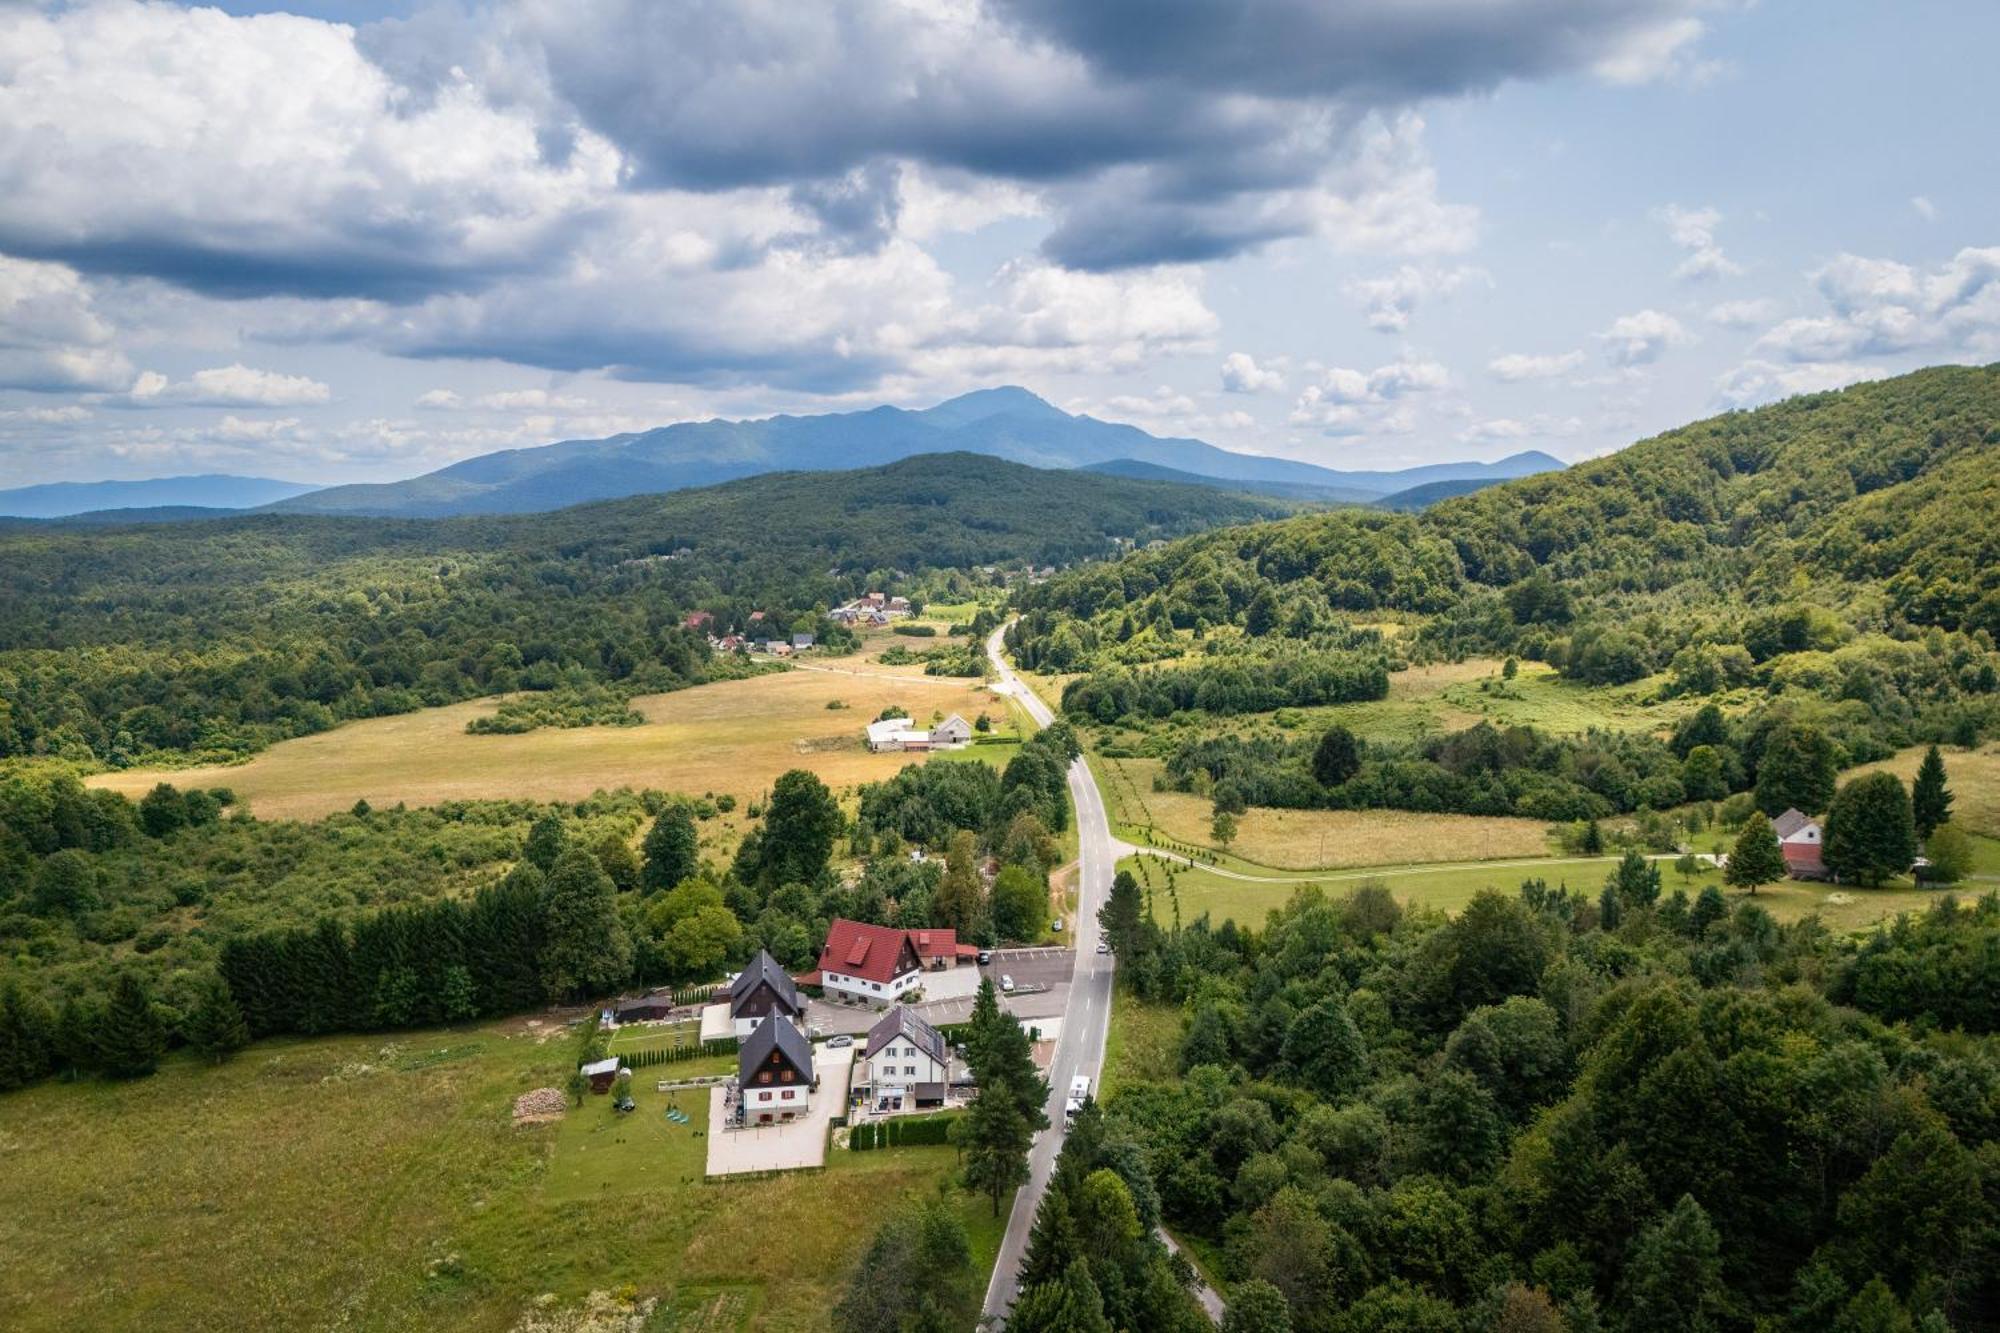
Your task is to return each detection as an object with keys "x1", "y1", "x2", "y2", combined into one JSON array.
[
  {"x1": 1016, "y1": 364, "x2": 2000, "y2": 685},
  {"x1": 0, "y1": 454, "x2": 1290, "y2": 766}
]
